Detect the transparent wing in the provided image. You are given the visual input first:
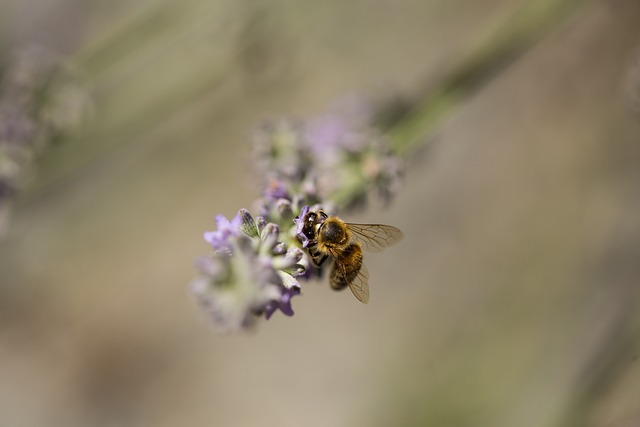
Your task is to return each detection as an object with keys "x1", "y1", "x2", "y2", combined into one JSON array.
[
  {"x1": 347, "y1": 223, "x2": 403, "y2": 253},
  {"x1": 348, "y1": 263, "x2": 370, "y2": 304}
]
